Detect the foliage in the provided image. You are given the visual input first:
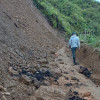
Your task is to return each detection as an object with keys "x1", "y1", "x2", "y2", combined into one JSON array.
[
  {"x1": 33, "y1": 0, "x2": 100, "y2": 36},
  {"x1": 80, "y1": 34, "x2": 100, "y2": 48}
]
